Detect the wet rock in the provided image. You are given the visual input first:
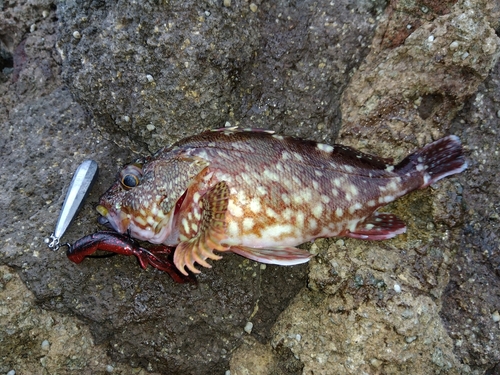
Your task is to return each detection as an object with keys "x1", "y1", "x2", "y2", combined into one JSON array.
[
  {"x1": 442, "y1": 56, "x2": 500, "y2": 372},
  {"x1": 56, "y1": 0, "x2": 383, "y2": 153},
  {"x1": 341, "y1": 0, "x2": 500, "y2": 157},
  {"x1": 2, "y1": 0, "x2": 500, "y2": 374},
  {"x1": 0, "y1": 265, "x2": 159, "y2": 375}
]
